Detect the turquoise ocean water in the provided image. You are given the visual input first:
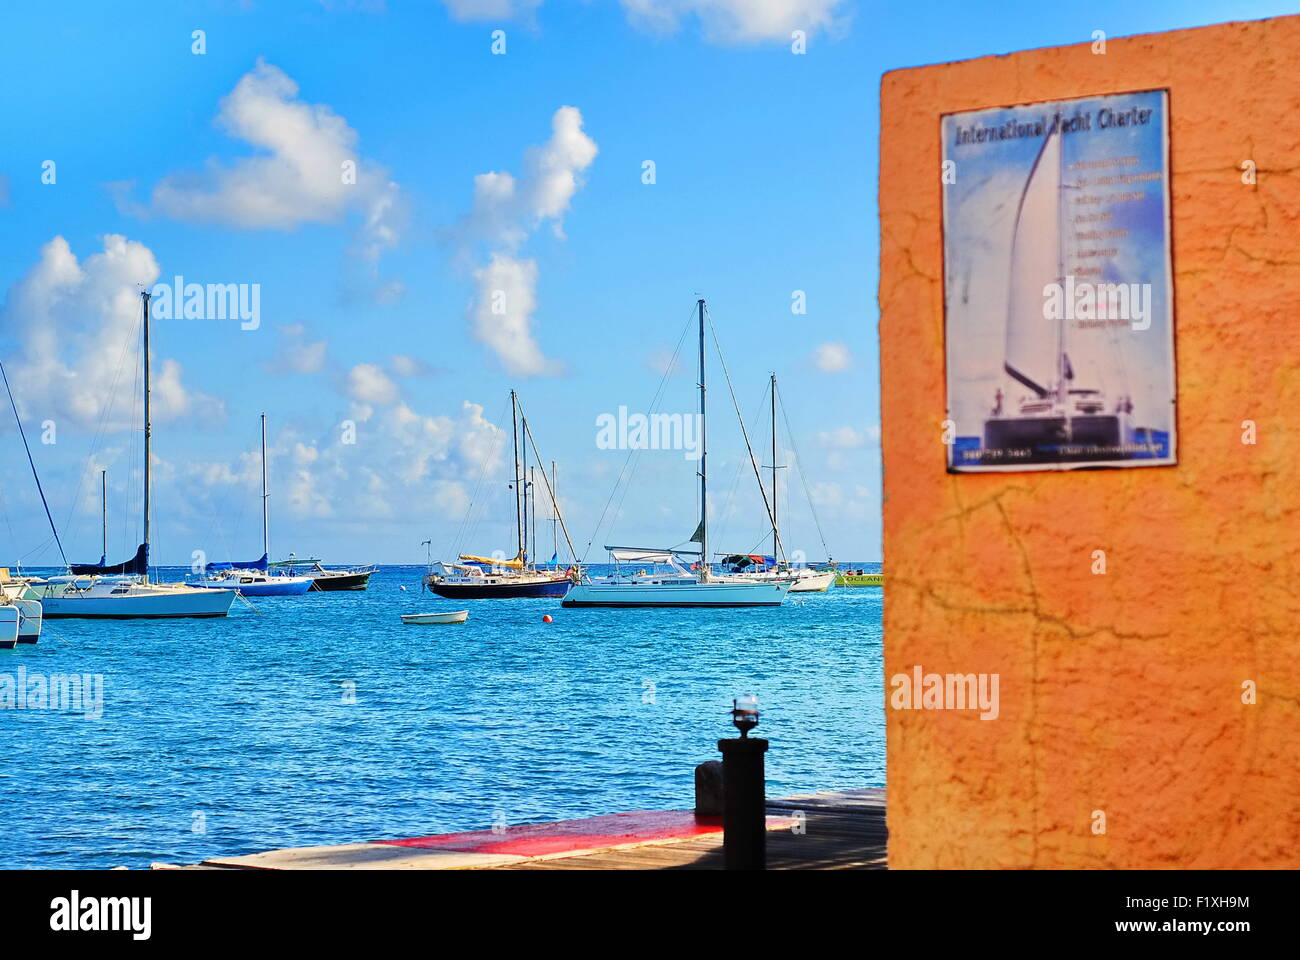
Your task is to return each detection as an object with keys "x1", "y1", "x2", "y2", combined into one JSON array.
[{"x1": 1, "y1": 563, "x2": 883, "y2": 869}]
